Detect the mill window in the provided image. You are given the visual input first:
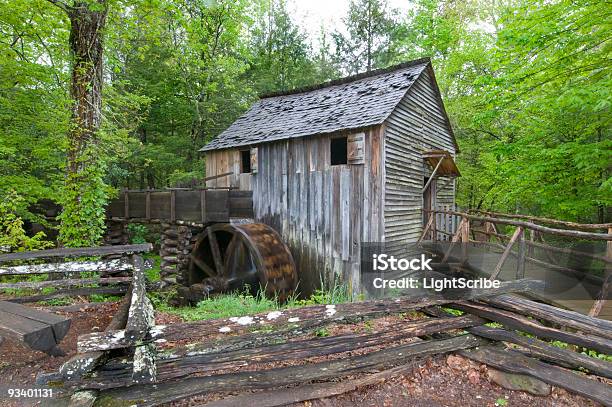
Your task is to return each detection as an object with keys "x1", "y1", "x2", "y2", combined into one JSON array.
[{"x1": 330, "y1": 136, "x2": 348, "y2": 165}]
